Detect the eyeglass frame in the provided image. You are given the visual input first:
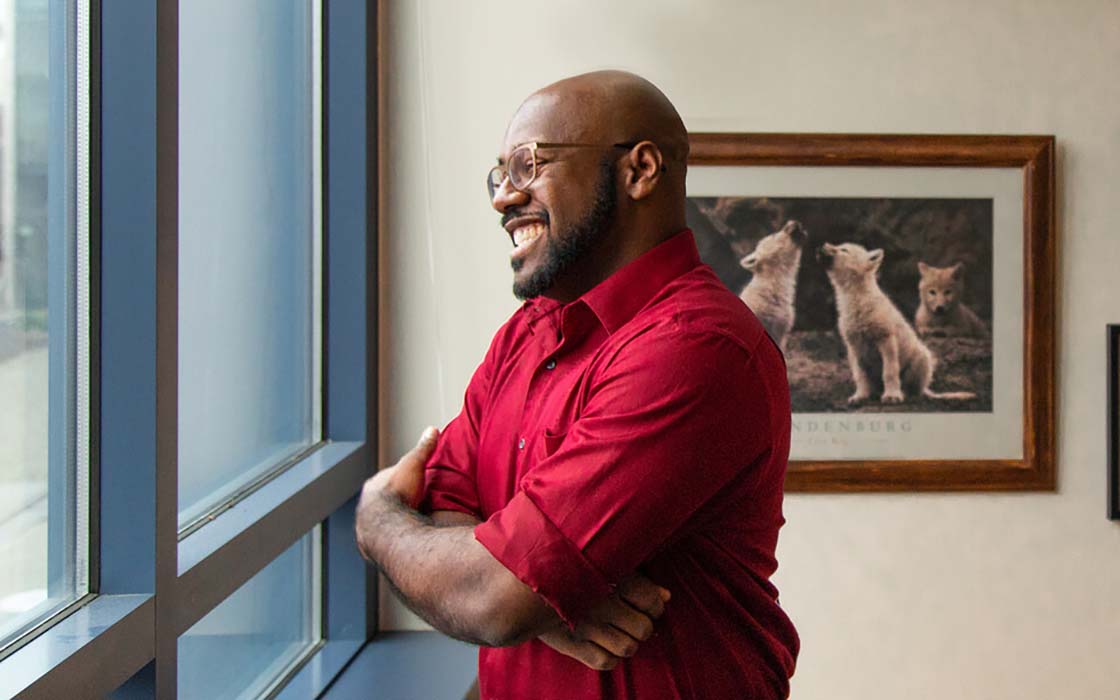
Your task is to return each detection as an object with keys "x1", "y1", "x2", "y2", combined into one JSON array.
[{"x1": 487, "y1": 141, "x2": 640, "y2": 199}]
